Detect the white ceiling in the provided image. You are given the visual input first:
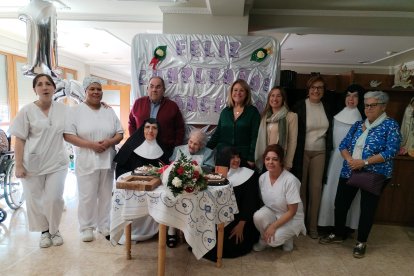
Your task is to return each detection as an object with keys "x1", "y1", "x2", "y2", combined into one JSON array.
[{"x1": 1, "y1": 0, "x2": 414, "y2": 82}]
